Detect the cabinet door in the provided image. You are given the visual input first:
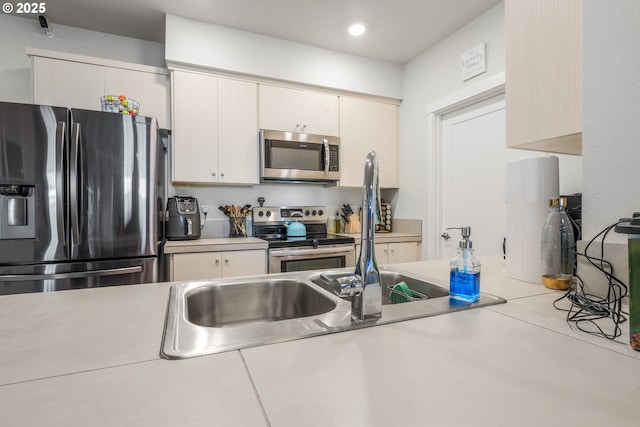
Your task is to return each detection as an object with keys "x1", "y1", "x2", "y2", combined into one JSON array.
[
  {"x1": 172, "y1": 71, "x2": 218, "y2": 183},
  {"x1": 373, "y1": 242, "x2": 389, "y2": 264},
  {"x1": 387, "y1": 242, "x2": 420, "y2": 264},
  {"x1": 258, "y1": 84, "x2": 301, "y2": 132},
  {"x1": 33, "y1": 57, "x2": 104, "y2": 110},
  {"x1": 171, "y1": 252, "x2": 222, "y2": 281},
  {"x1": 298, "y1": 90, "x2": 339, "y2": 136},
  {"x1": 339, "y1": 97, "x2": 371, "y2": 187},
  {"x1": 221, "y1": 250, "x2": 266, "y2": 278},
  {"x1": 370, "y1": 102, "x2": 398, "y2": 188},
  {"x1": 104, "y1": 67, "x2": 170, "y2": 129},
  {"x1": 258, "y1": 85, "x2": 339, "y2": 136},
  {"x1": 339, "y1": 97, "x2": 398, "y2": 188},
  {"x1": 505, "y1": 0, "x2": 582, "y2": 154},
  {"x1": 218, "y1": 78, "x2": 259, "y2": 184}
]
